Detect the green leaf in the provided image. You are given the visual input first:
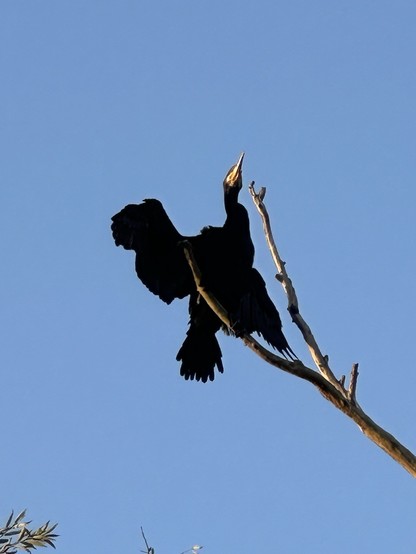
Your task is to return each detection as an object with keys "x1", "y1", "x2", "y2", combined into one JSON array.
[
  {"x1": 5, "y1": 529, "x2": 20, "y2": 536},
  {"x1": 5, "y1": 511, "x2": 14, "y2": 528},
  {"x1": 15, "y1": 510, "x2": 26, "y2": 524}
]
